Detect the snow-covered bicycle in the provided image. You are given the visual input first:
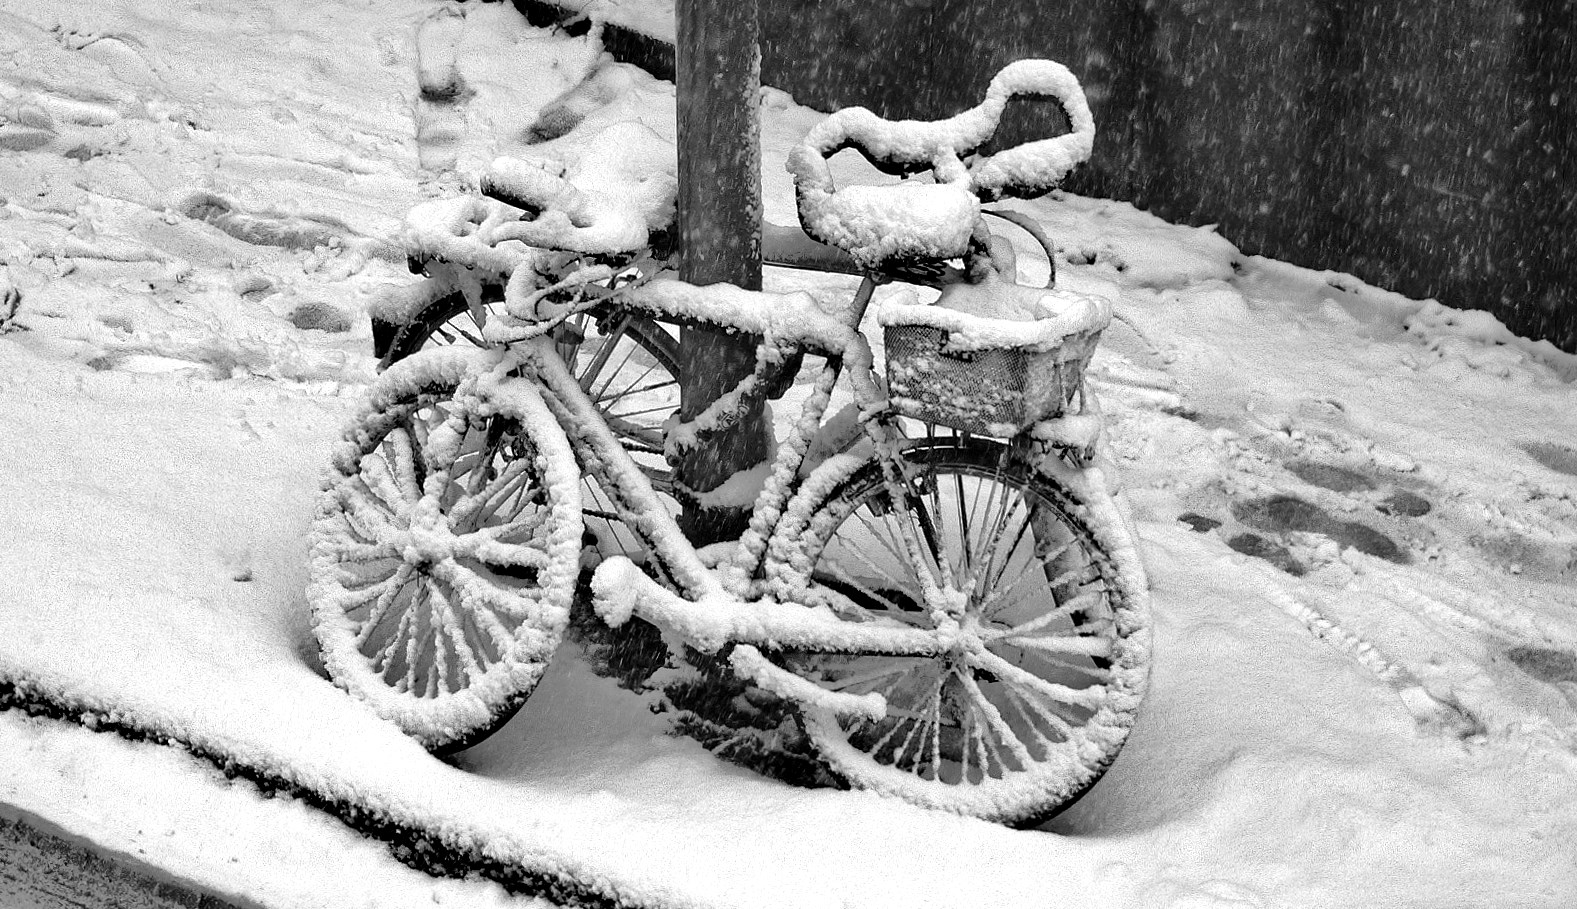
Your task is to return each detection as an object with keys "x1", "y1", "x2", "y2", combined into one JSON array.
[{"x1": 308, "y1": 59, "x2": 1151, "y2": 826}]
